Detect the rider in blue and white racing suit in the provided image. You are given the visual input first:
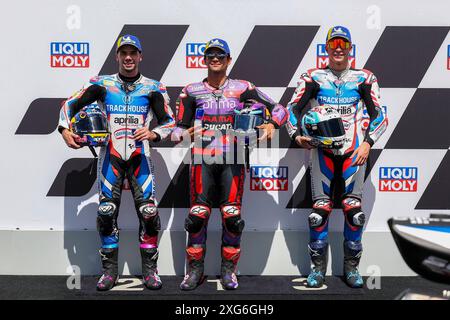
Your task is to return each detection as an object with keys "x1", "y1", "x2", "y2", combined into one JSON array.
[
  {"x1": 287, "y1": 26, "x2": 387, "y2": 288},
  {"x1": 59, "y1": 35, "x2": 175, "y2": 291}
]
